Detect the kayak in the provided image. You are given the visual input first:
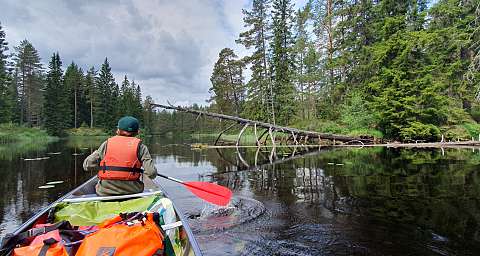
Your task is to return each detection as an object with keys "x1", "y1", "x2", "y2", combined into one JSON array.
[{"x1": 0, "y1": 176, "x2": 203, "y2": 256}]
